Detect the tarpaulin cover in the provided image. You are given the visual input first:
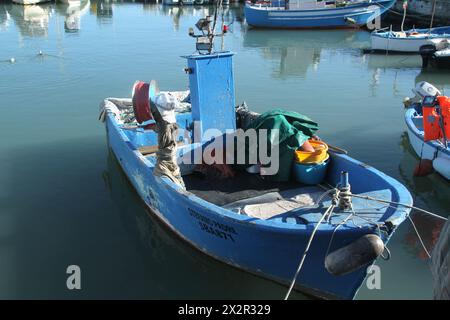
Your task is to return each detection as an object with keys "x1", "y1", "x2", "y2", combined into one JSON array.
[{"x1": 245, "y1": 109, "x2": 319, "y2": 182}]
